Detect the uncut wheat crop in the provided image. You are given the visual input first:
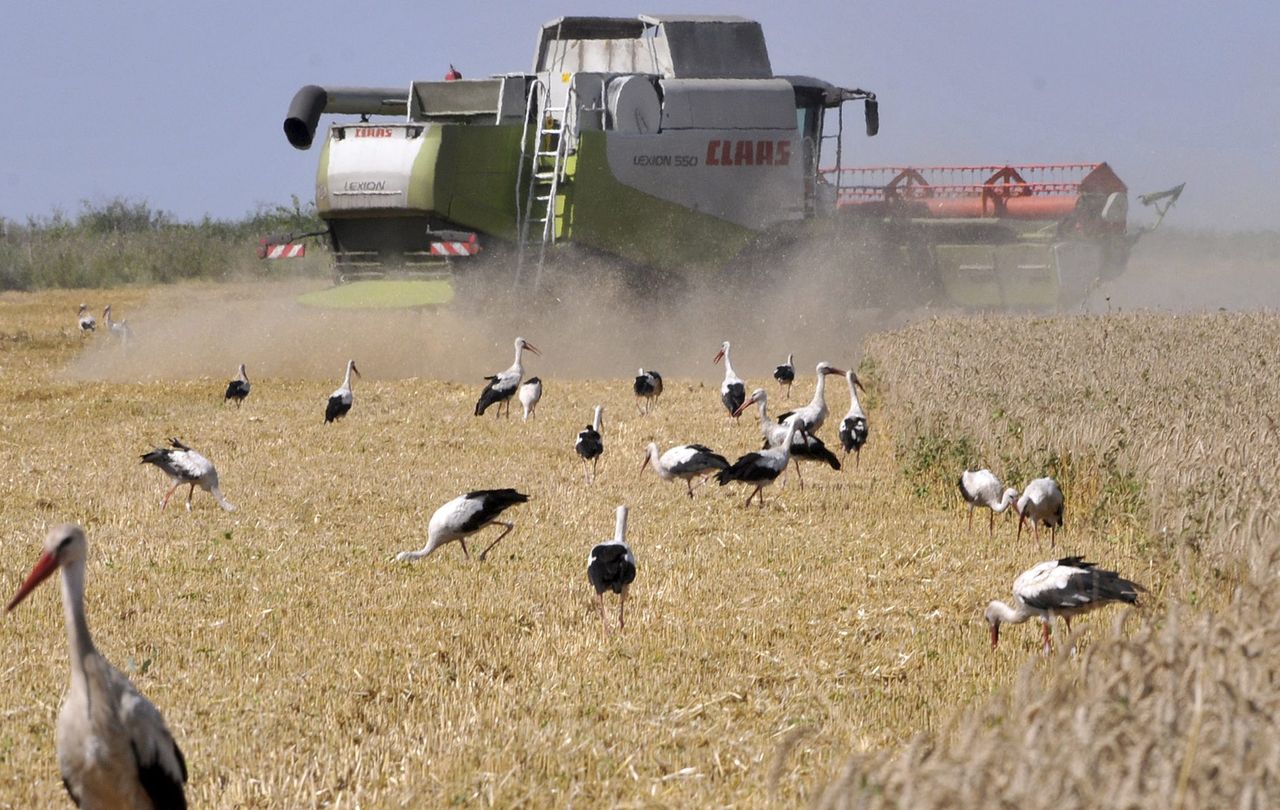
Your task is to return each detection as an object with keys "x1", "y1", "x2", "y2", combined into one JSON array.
[{"x1": 0, "y1": 283, "x2": 1272, "y2": 808}]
